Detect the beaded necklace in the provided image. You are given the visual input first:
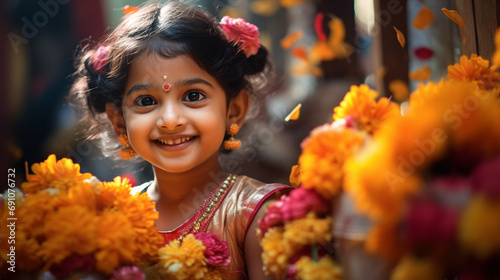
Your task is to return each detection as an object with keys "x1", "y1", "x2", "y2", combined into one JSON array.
[{"x1": 159, "y1": 174, "x2": 237, "y2": 245}]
